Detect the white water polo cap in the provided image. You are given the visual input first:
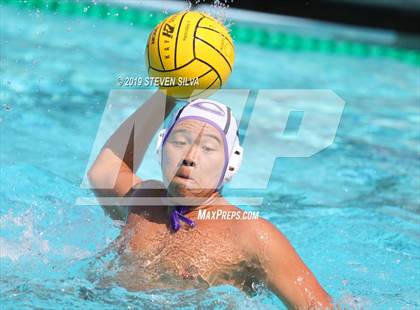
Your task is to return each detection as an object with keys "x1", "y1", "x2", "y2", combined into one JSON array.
[{"x1": 156, "y1": 98, "x2": 243, "y2": 189}]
